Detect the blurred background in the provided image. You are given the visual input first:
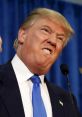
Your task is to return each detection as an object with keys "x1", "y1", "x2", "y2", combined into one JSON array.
[{"x1": 0, "y1": 0, "x2": 82, "y2": 114}]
